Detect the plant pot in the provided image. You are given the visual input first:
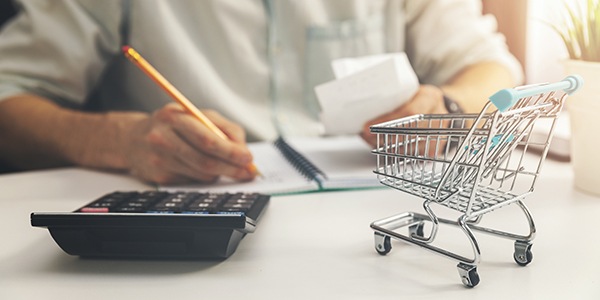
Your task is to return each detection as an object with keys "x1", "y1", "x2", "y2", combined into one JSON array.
[
  {"x1": 563, "y1": 59, "x2": 600, "y2": 109},
  {"x1": 563, "y1": 59, "x2": 600, "y2": 196}
]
